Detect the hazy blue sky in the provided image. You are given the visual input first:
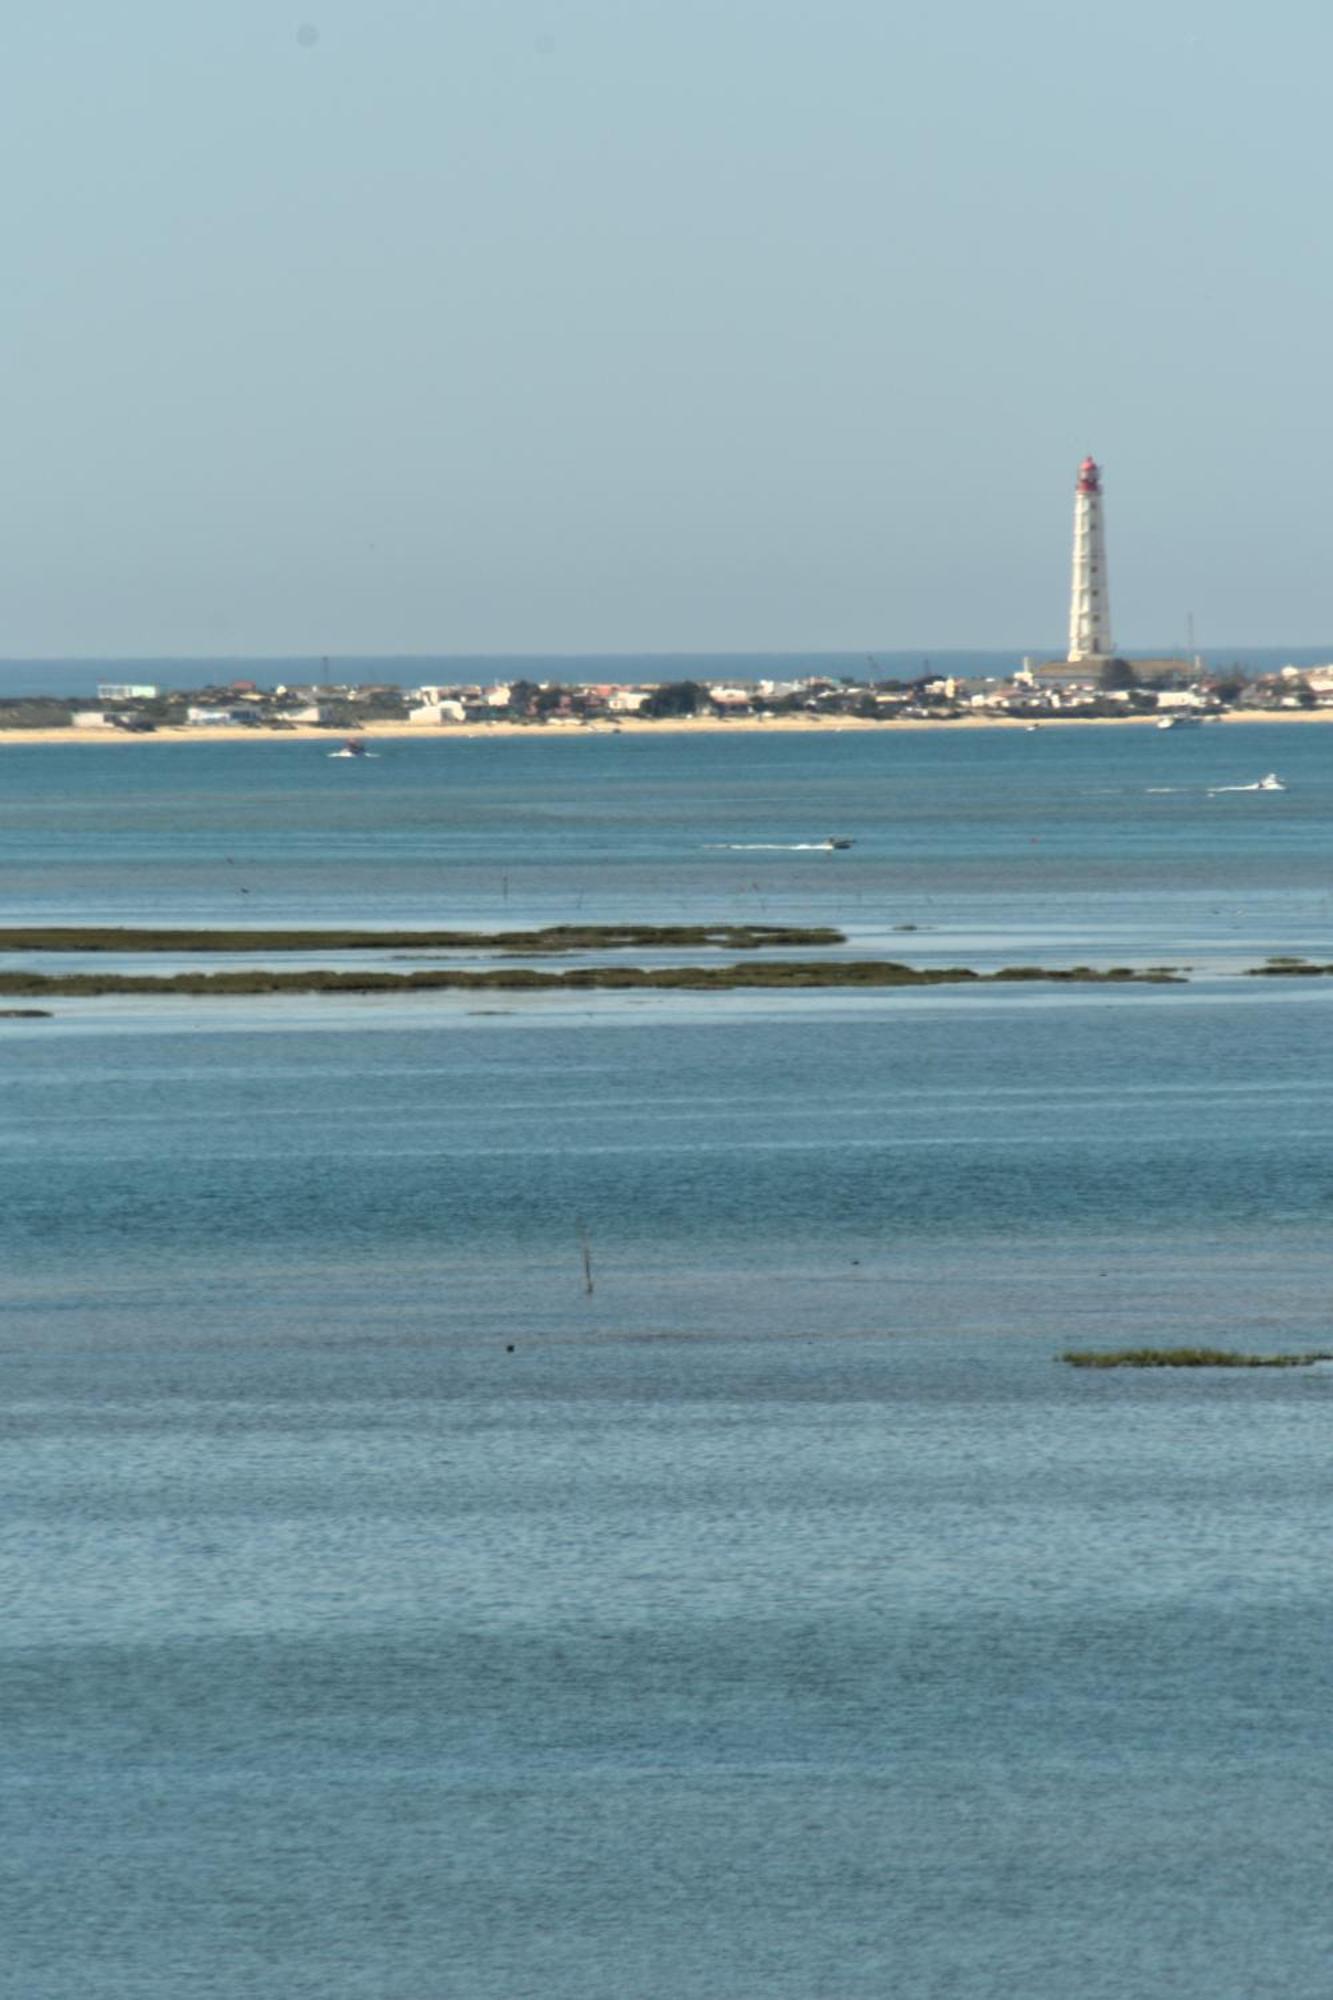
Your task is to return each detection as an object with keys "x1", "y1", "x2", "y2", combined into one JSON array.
[{"x1": 2, "y1": 0, "x2": 1331, "y2": 655}]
